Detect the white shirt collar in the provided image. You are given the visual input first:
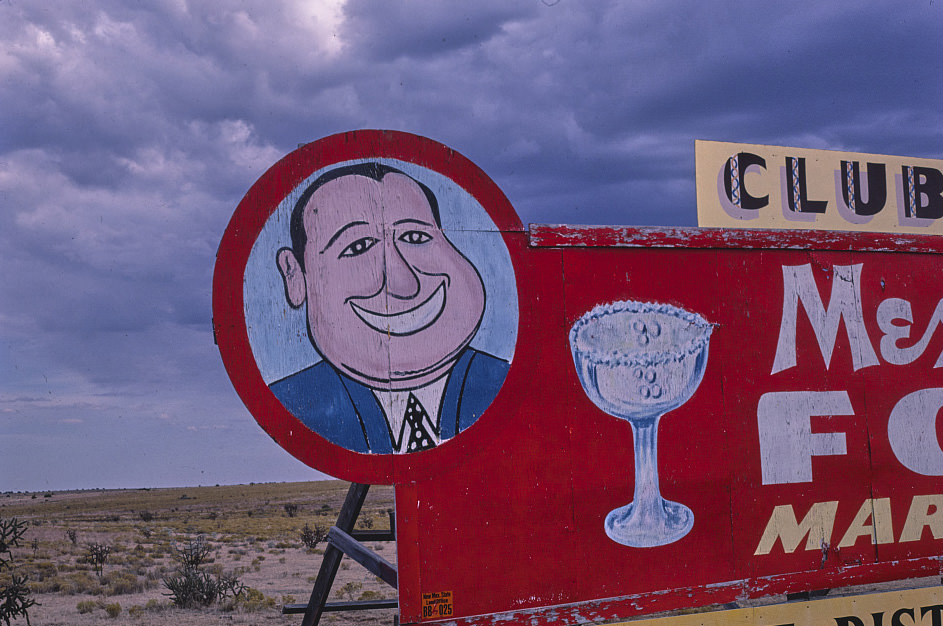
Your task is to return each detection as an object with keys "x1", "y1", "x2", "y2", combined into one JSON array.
[{"x1": 372, "y1": 376, "x2": 448, "y2": 452}]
